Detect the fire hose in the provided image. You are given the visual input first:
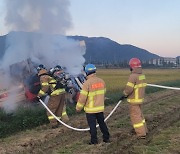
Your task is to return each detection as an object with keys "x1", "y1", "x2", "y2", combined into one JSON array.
[
  {"x1": 147, "y1": 84, "x2": 180, "y2": 90},
  {"x1": 38, "y1": 84, "x2": 180, "y2": 132},
  {"x1": 38, "y1": 98, "x2": 122, "y2": 131}
]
